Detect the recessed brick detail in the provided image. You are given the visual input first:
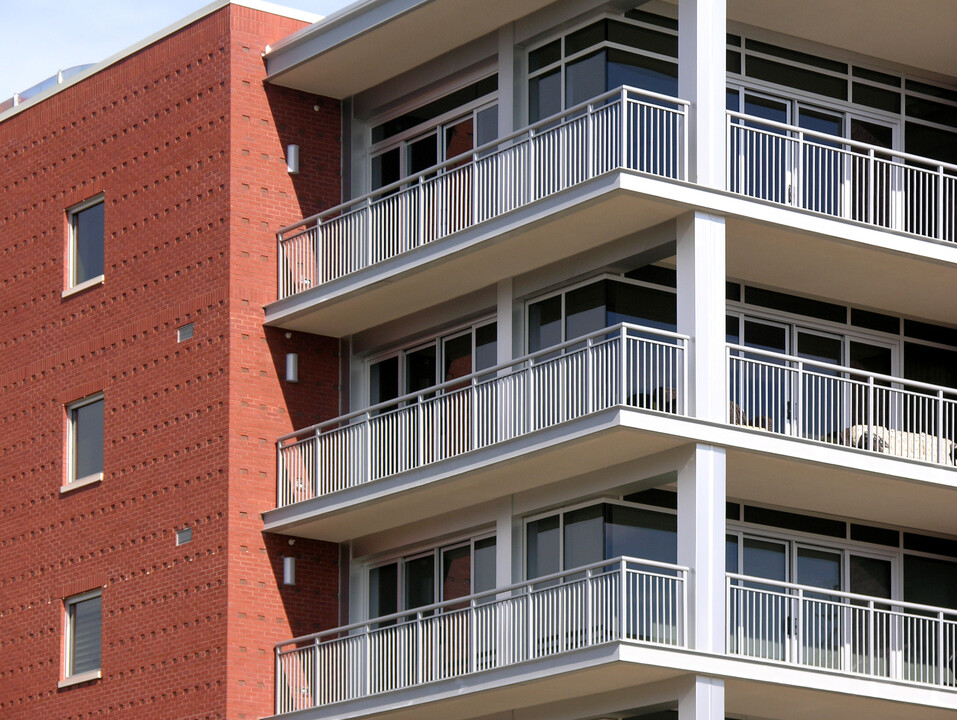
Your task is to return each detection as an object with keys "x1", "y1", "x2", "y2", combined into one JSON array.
[{"x1": 0, "y1": 6, "x2": 342, "y2": 719}]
